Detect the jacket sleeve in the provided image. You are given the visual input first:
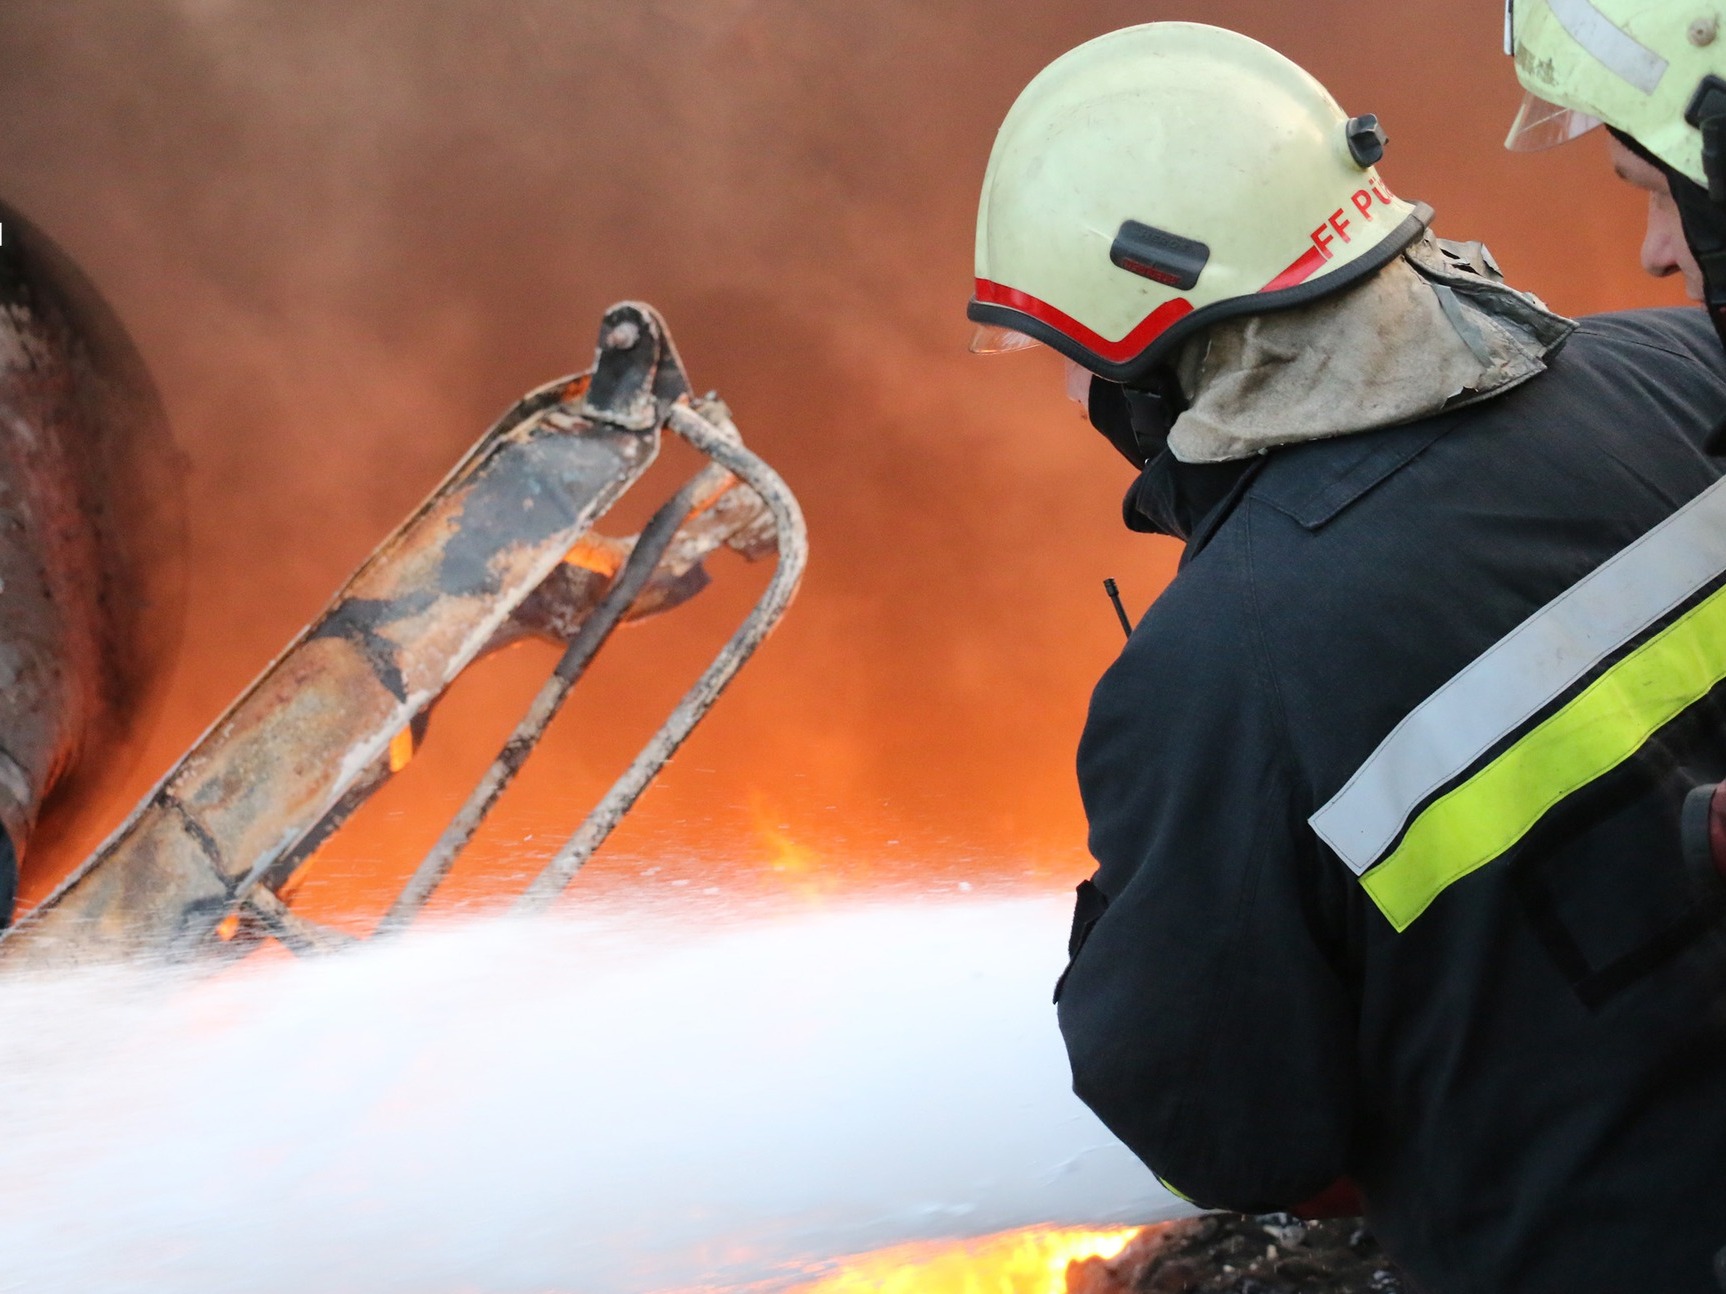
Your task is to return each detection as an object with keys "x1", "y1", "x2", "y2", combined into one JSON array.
[{"x1": 1057, "y1": 539, "x2": 1359, "y2": 1213}]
